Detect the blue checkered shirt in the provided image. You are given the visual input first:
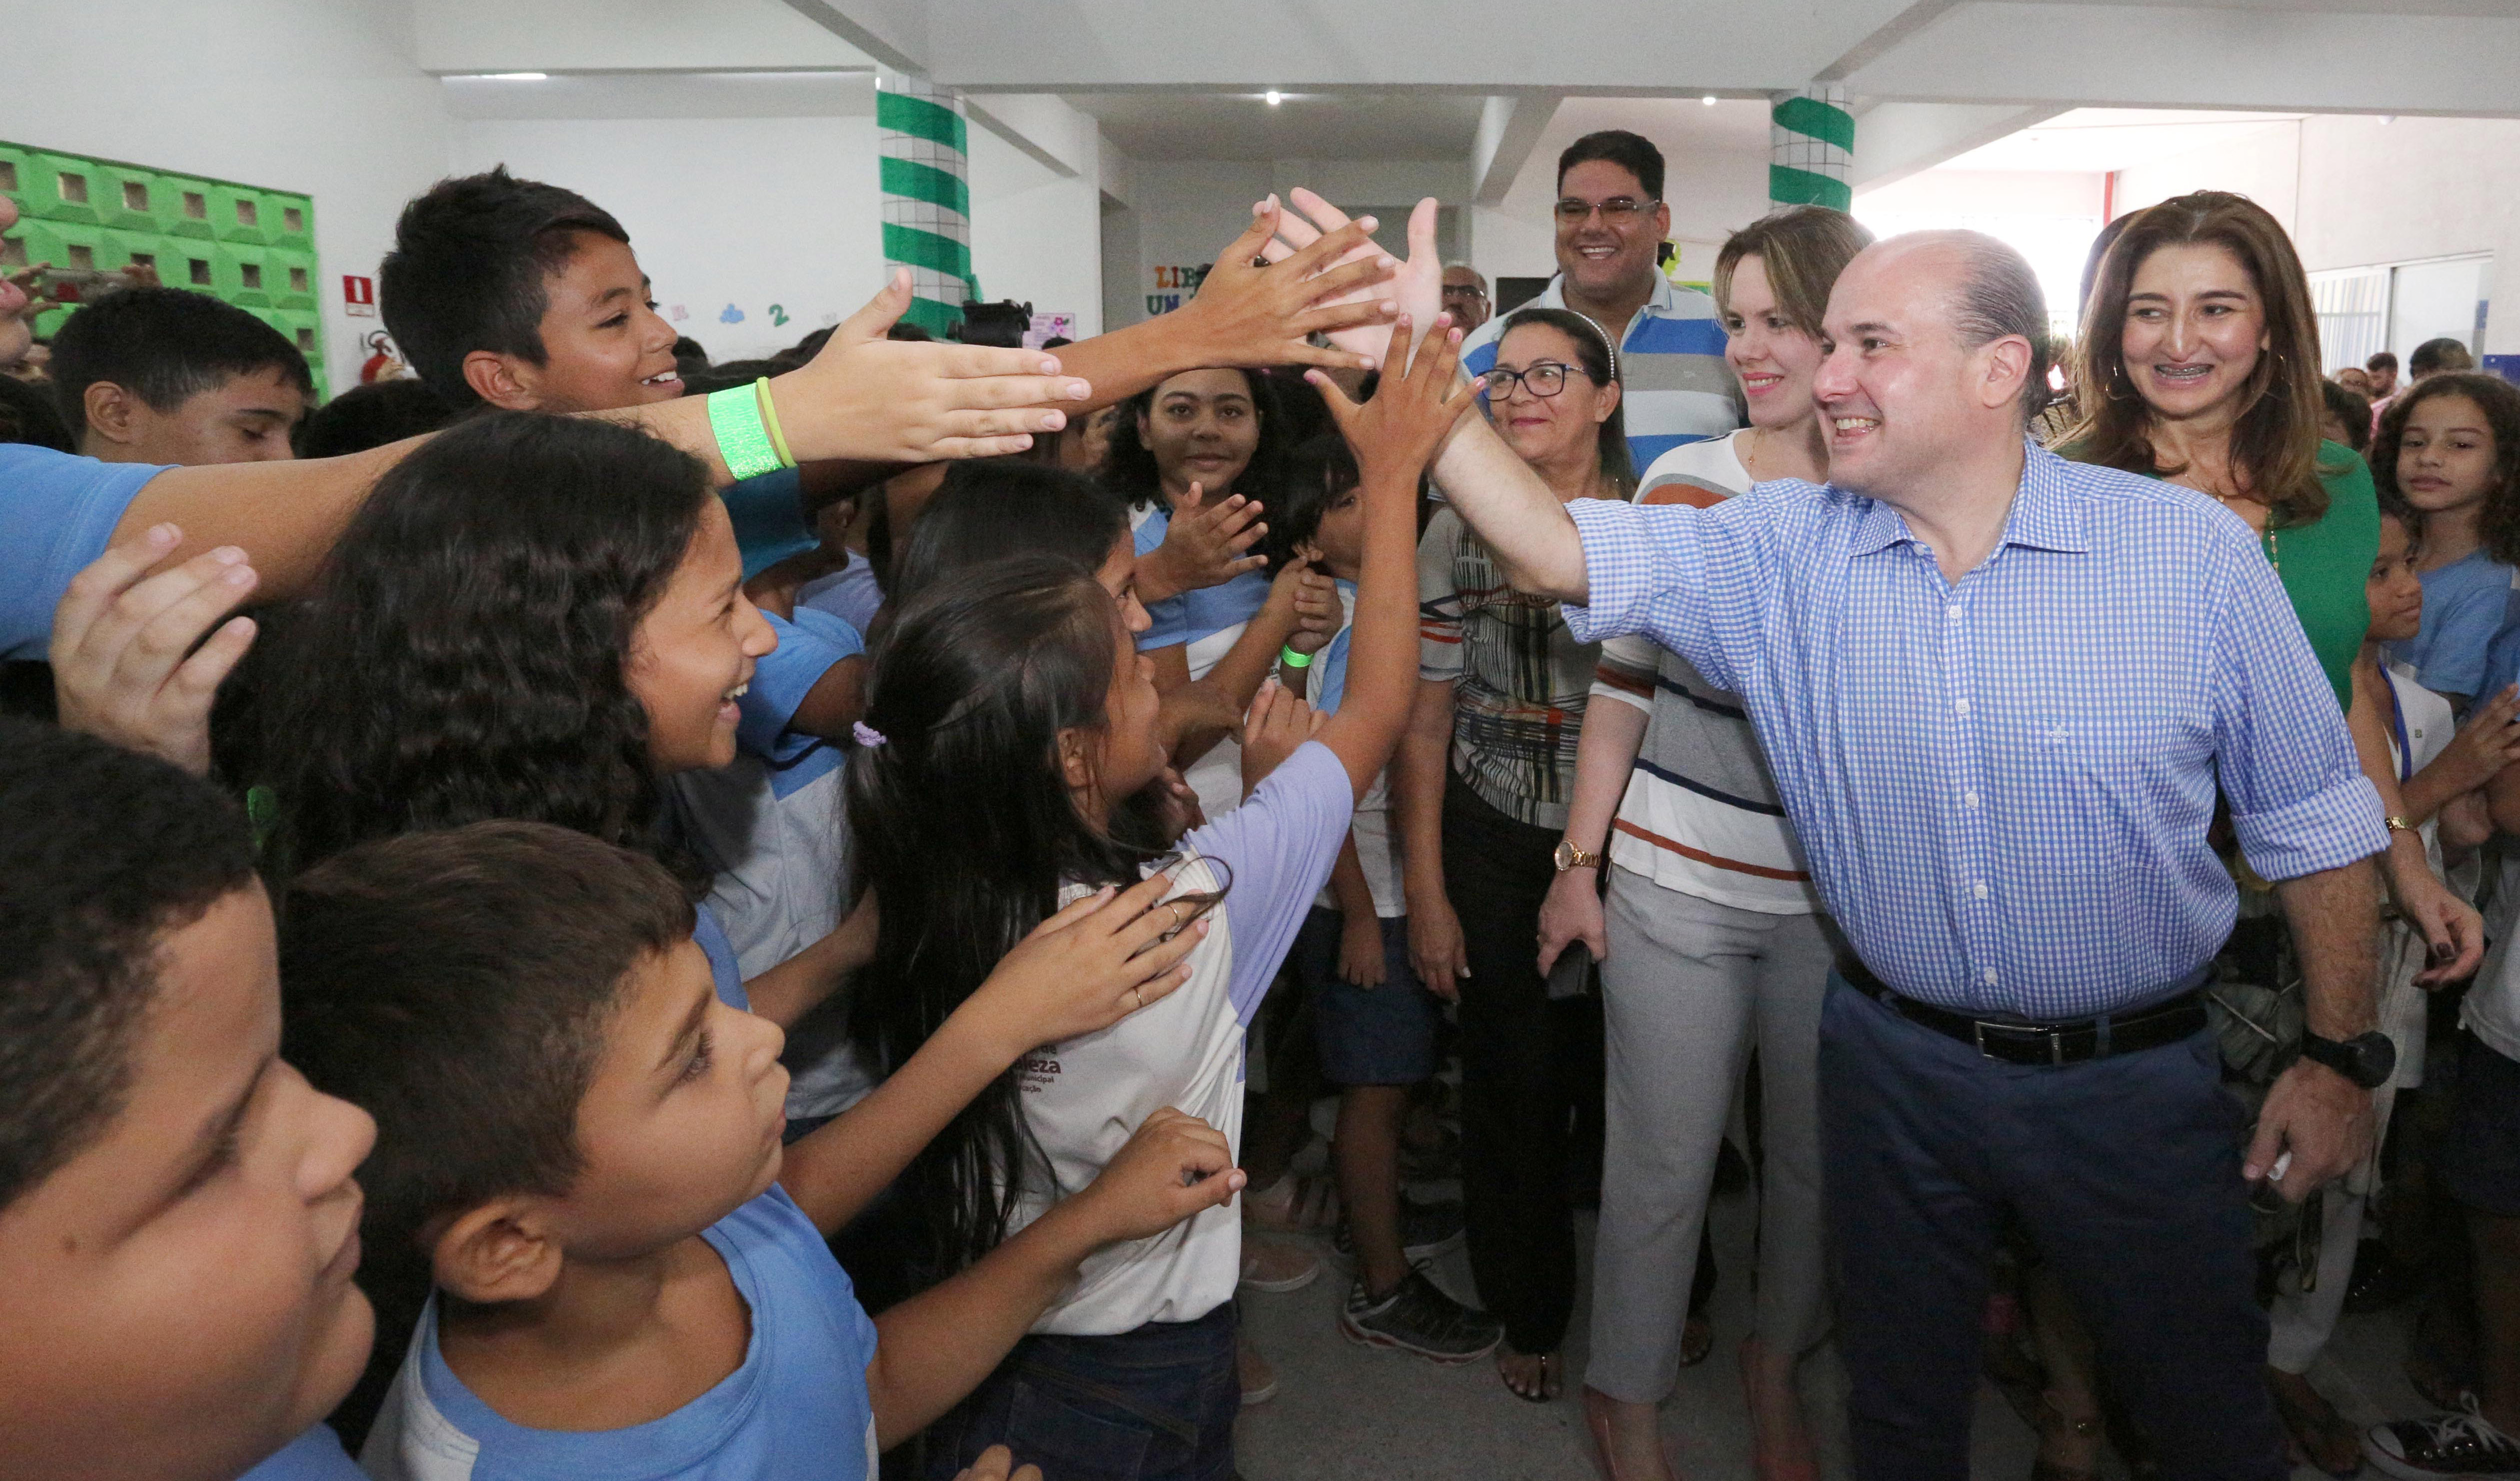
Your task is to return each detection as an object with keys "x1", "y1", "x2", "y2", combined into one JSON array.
[{"x1": 1563, "y1": 440, "x2": 2388, "y2": 1020}]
